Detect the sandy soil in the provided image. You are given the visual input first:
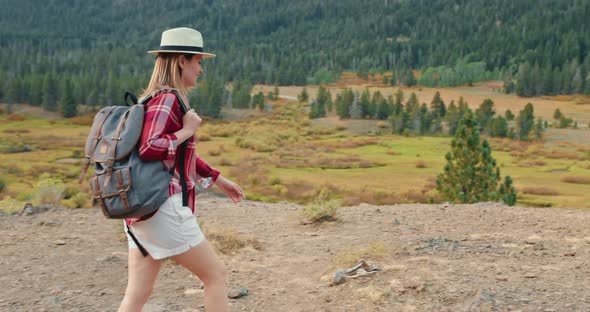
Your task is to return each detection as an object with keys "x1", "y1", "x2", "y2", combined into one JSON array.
[{"x1": 2, "y1": 195, "x2": 590, "y2": 312}]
